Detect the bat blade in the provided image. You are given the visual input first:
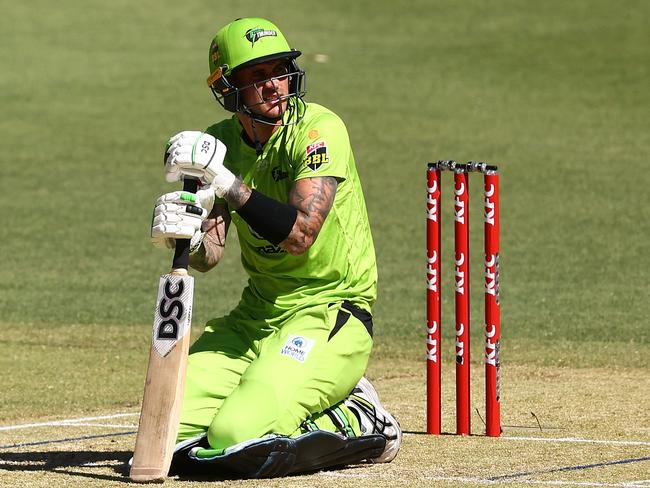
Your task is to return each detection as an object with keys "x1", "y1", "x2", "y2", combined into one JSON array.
[
  {"x1": 131, "y1": 177, "x2": 198, "y2": 482},
  {"x1": 130, "y1": 272, "x2": 194, "y2": 482}
]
